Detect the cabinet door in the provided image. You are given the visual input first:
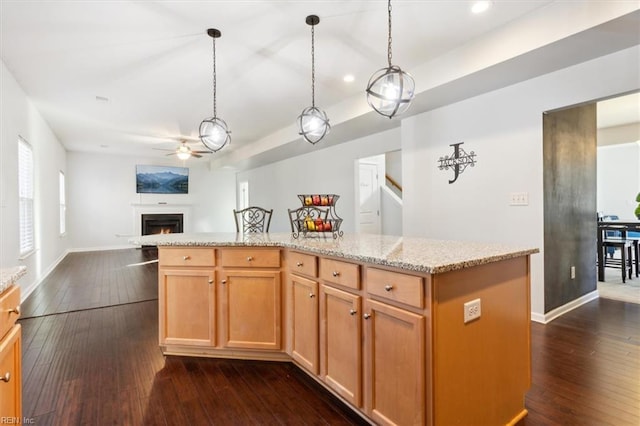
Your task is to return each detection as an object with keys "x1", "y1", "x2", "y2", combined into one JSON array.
[
  {"x1": 0, "y1": 325, "x2": 21, "y2": 419},
  {"x1": 290, "y1": 275, "x2": 319, "y2": 373},
  {"x1": 364, "y1": 299, "x2": 425, "y2": 426},
  {"x1": 320, "y1": 285, "x2": 362, "y2": 407},
  {"x1": 159, "y1": 269, "x2": 215, "y2": 347},
  {"x1": 221, "y1": 270, "x2": 282, "y2": 350}
]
